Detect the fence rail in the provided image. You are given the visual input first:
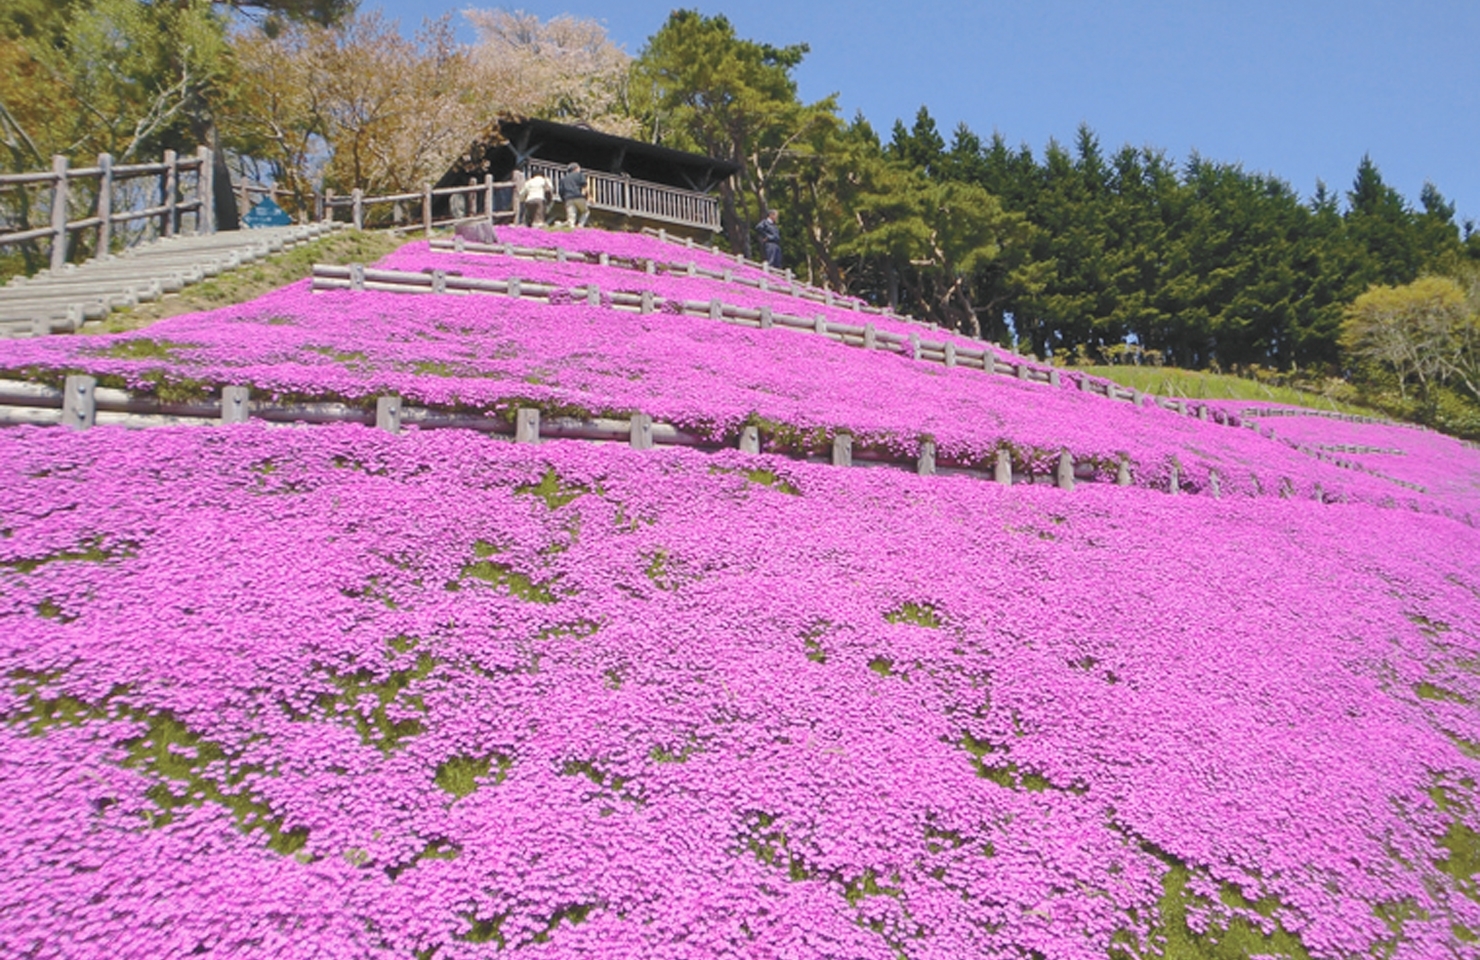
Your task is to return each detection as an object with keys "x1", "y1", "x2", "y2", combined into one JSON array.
[
  {"x1": 524, "y1": 161, "x2": 721, "y2": 232},
  {"x1": 0, "y1": 148, "x2": 214, "y2": 270},
  {"x1": 1, "y1": 373, "x2": 1447, "y2": 513},
  {"x1": 308, "y1": 257, "x2": 1242, "y2": 423},
  {"x1": 0, "y1": 375, "x2": 1238, "y2": 498},
  {"x1": 323, "y1": 177, "x2": 510, "y2": 234}
]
